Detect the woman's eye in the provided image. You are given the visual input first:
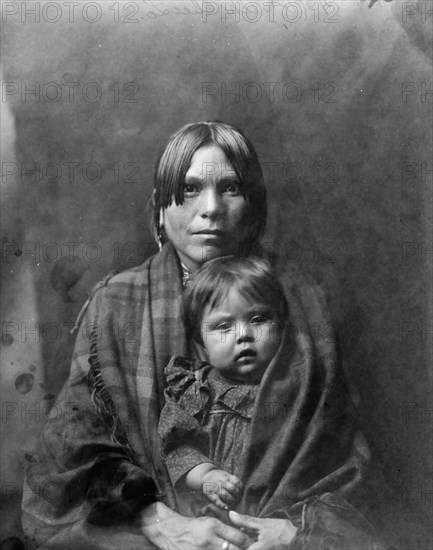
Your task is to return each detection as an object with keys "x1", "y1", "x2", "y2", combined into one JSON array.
[
  {"x1": 183, "y1": 184, "x2": 198, "y2": 195},
  {"x1": 223, "y1": 182, "x2": 241, "y2": 195}
]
